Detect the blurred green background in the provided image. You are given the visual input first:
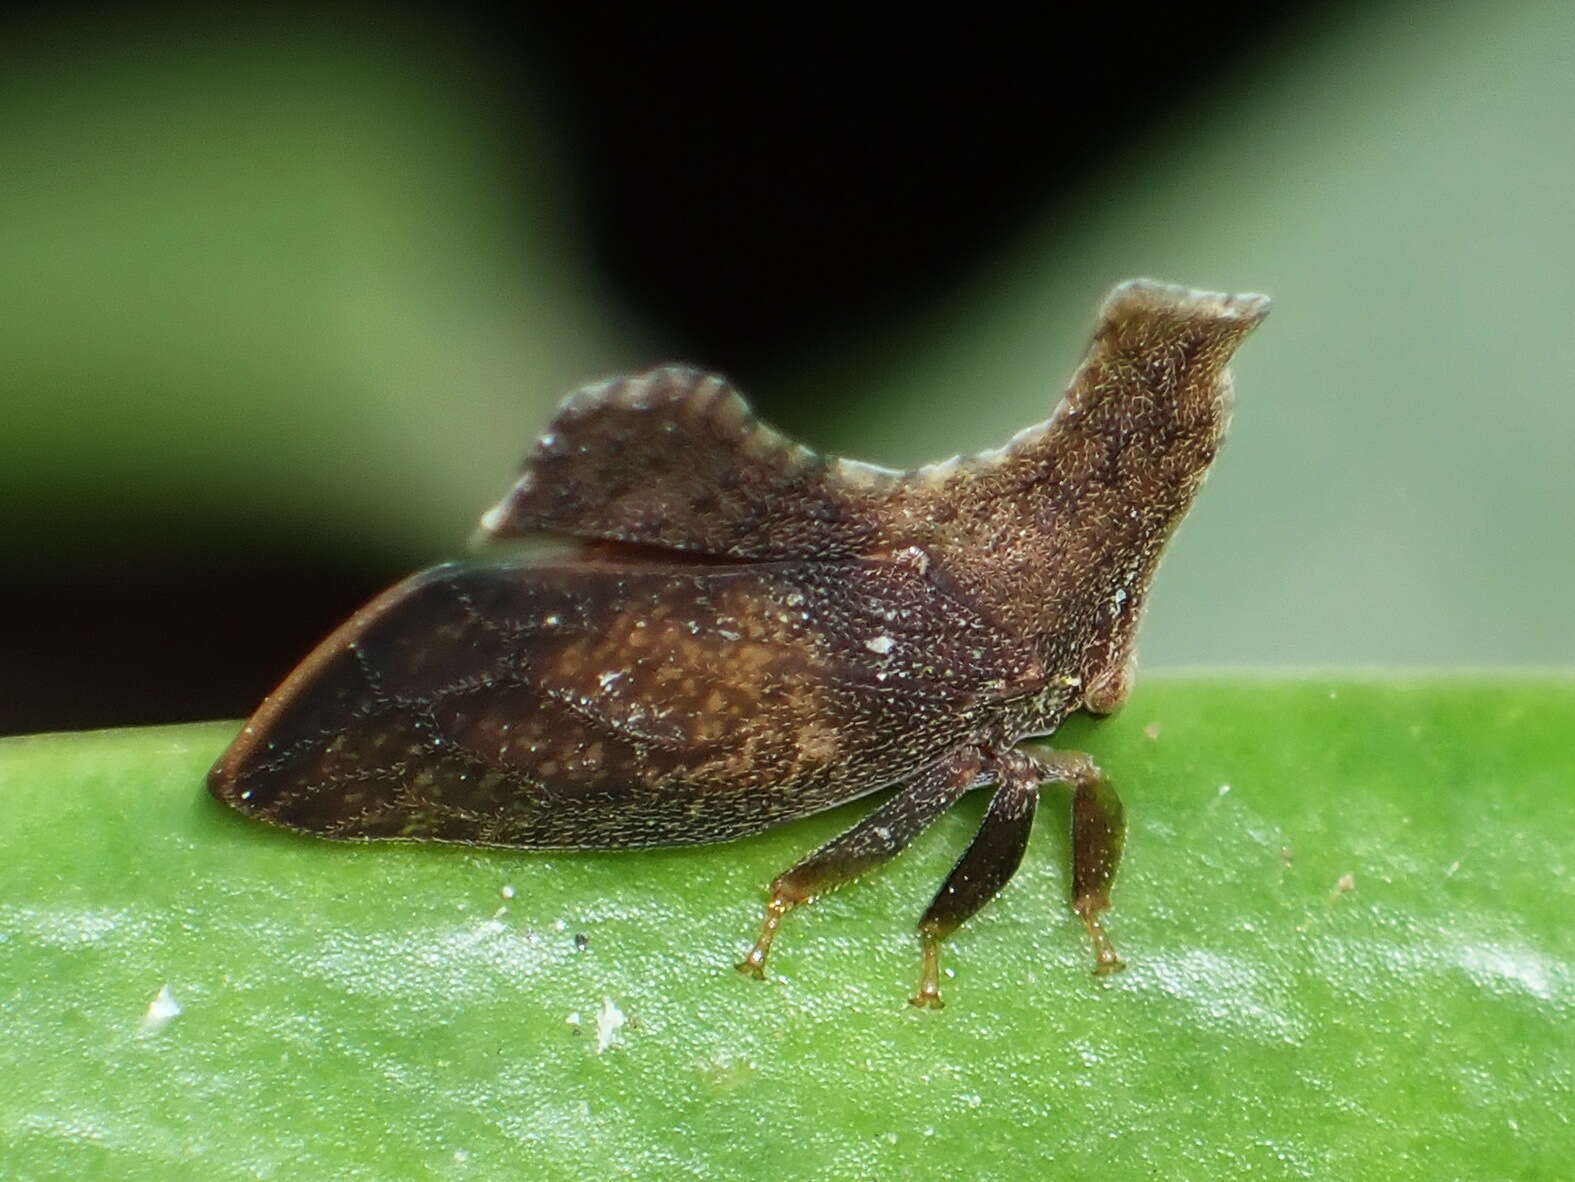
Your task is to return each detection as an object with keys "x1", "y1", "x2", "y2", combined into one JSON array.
[{"x1": 2, "y1": 1, "x2": 1572, "y2": 735}]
